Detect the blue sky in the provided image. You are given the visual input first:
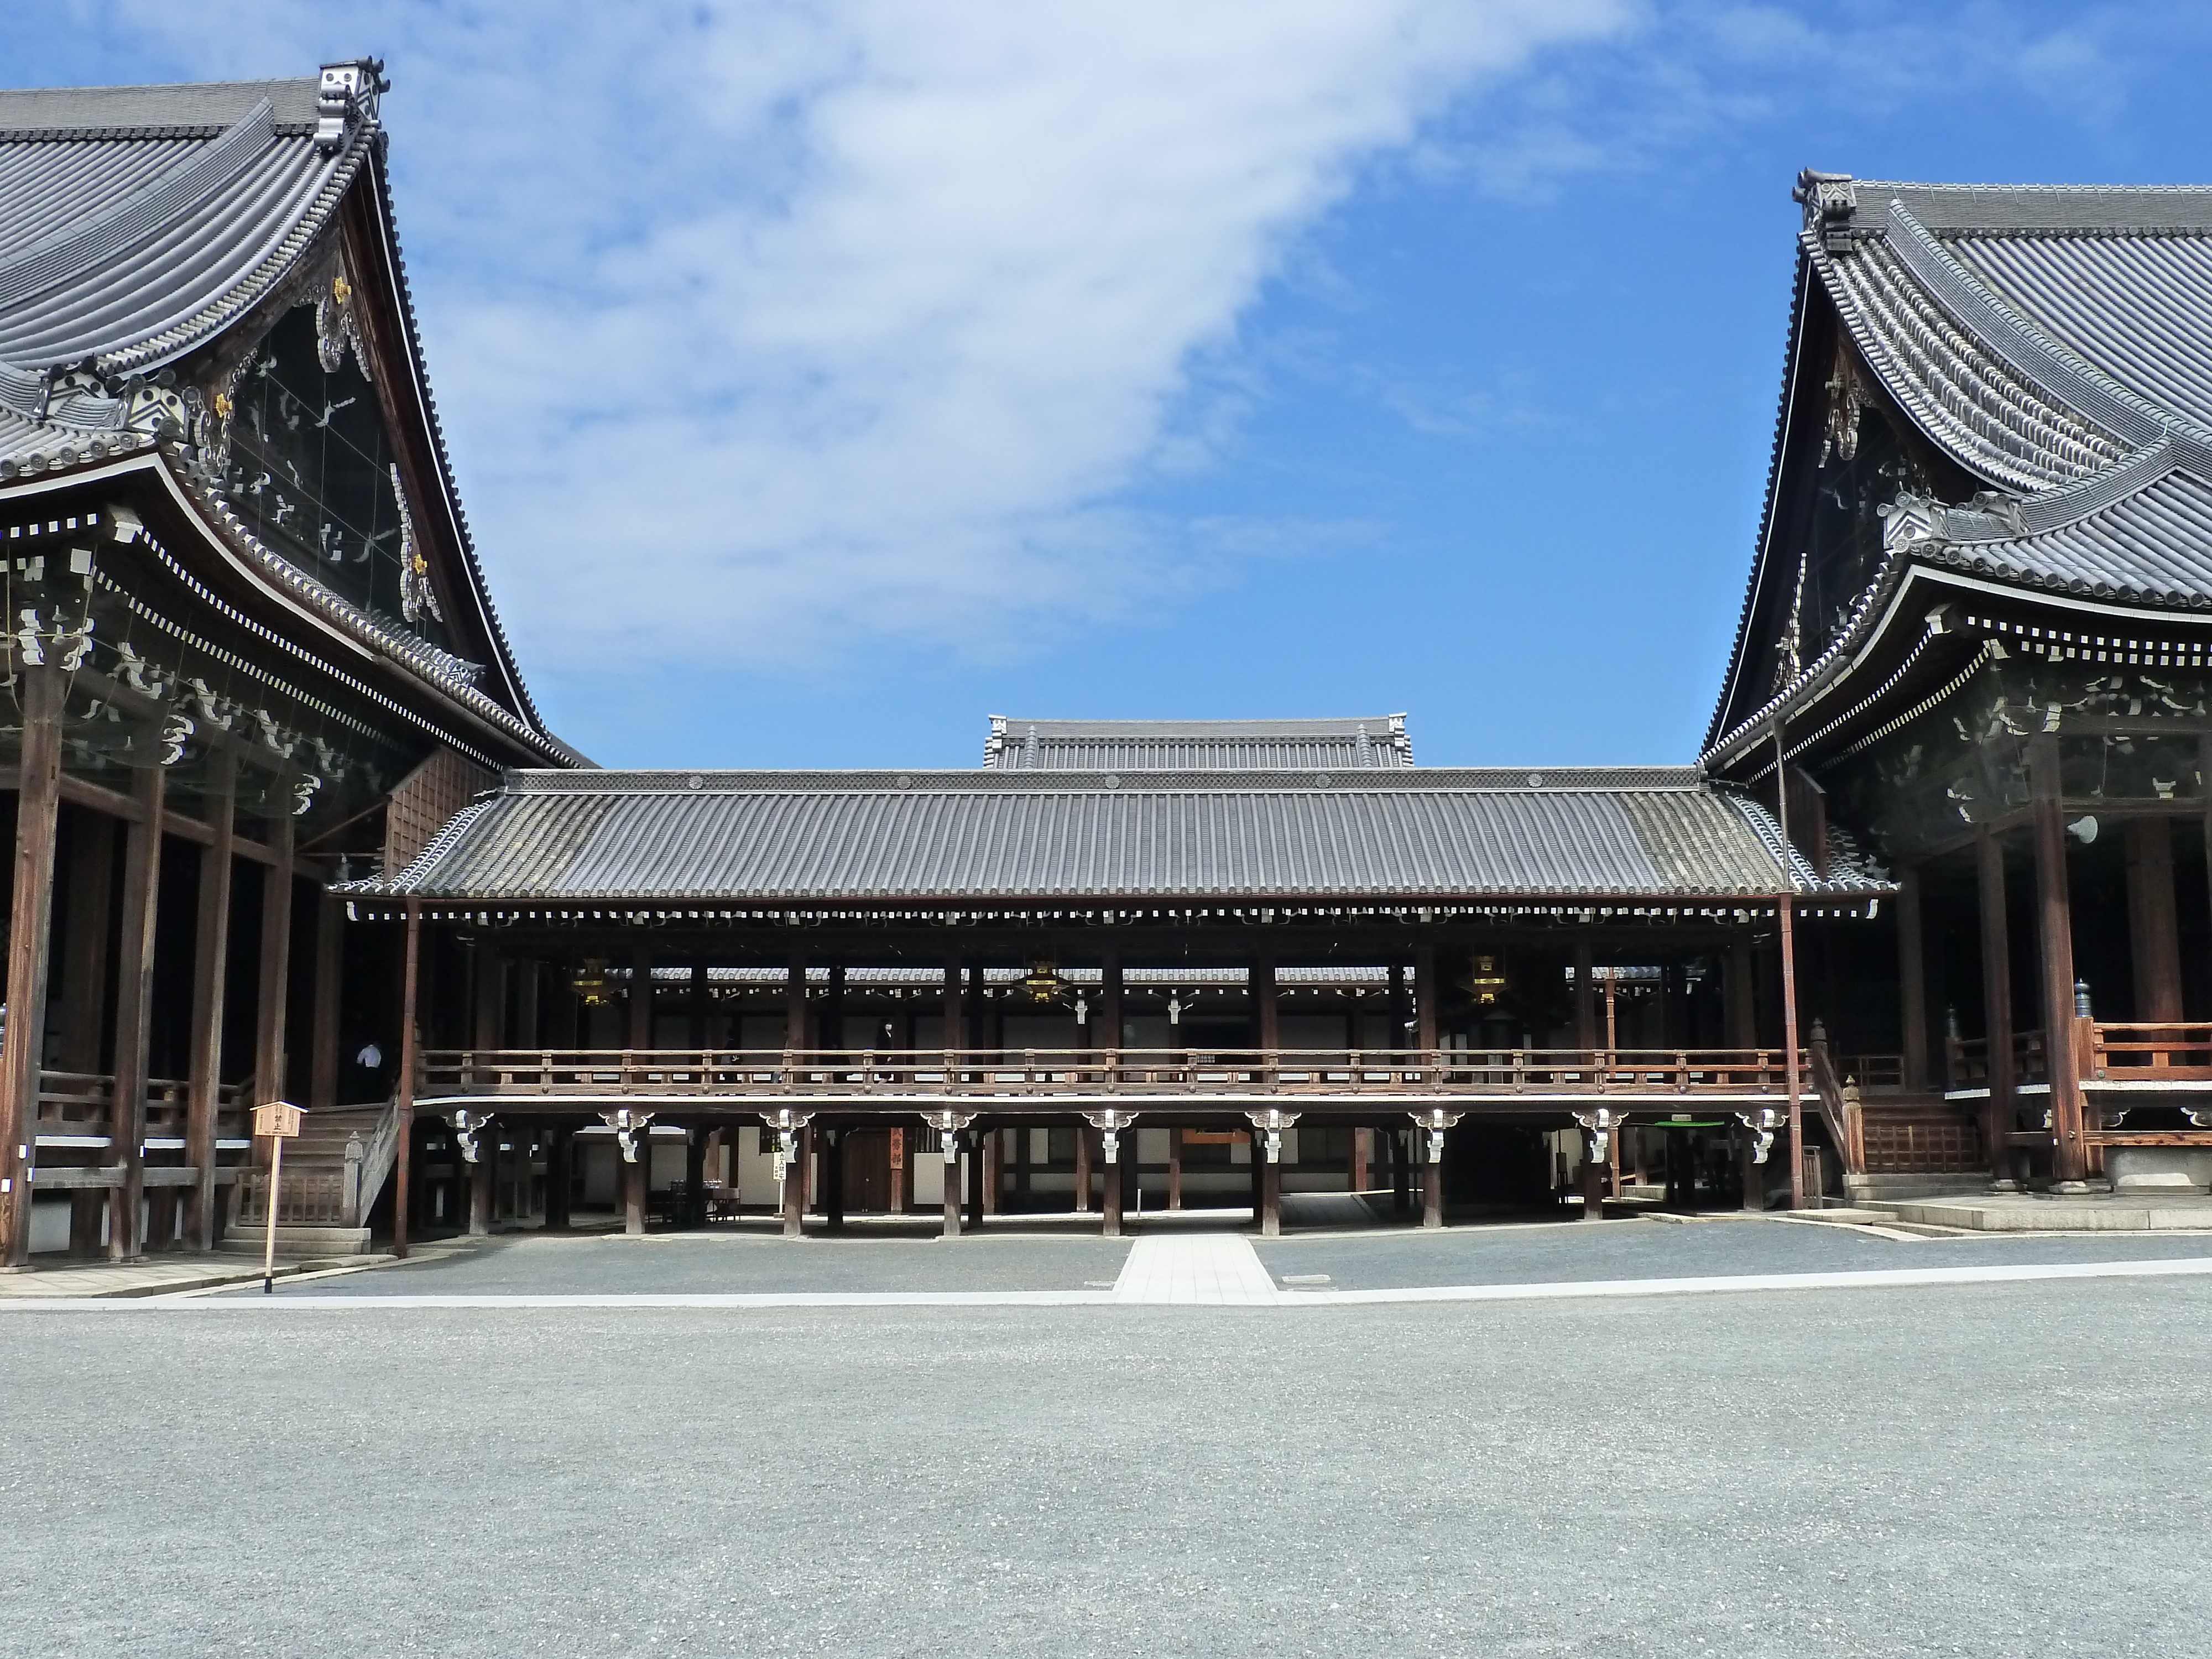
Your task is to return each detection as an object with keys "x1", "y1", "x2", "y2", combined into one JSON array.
[{"x1": 18, "y1": 3, "x2": 2212, "y2": 769}]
